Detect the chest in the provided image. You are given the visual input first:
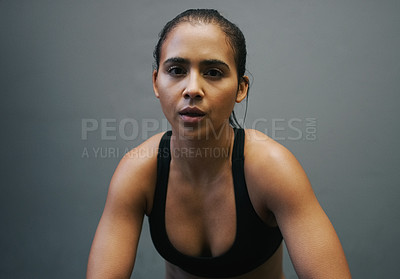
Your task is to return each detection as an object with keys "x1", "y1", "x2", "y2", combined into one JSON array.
[{"x1": 165, "y1": 169, "x2": 237, "y2": 258}]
